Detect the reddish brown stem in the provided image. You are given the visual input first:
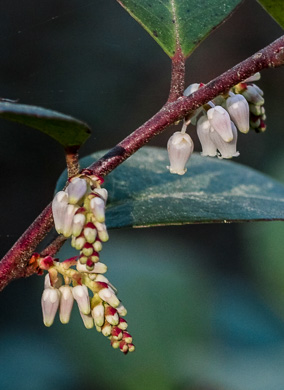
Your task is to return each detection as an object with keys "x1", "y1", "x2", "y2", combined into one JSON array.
[
  {"x1": 0, "y1": 35, "x2": 284, "y2": 291},
  {"x1": 167, "y1": 45, "x2": 185, "y2": 102},
  {"x1": 65, "y1": 146, "x2": 80, "y2": 178}
]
